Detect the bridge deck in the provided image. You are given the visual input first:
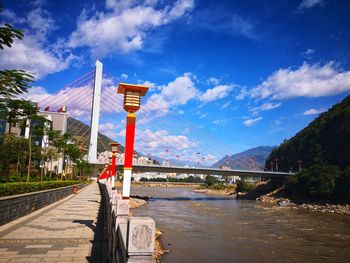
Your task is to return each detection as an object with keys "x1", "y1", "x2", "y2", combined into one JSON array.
[{"x1": 0, "y1": 183, "x2": 103, "y2": 263}]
